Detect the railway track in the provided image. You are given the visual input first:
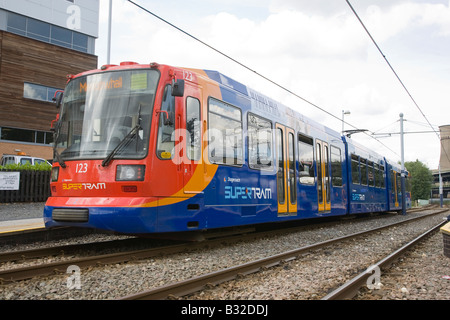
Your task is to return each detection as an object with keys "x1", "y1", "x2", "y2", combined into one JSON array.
[
  {"x1": 0, "y1": 237, "x2": 187, "y2": 284},
  {"x1": 0, "y1": 210, "x2": 414, "y2": 283},
  {"x1": 120, "y1": 208, "x2": 448, "y2": 300},
  {"x1": 322, "y1": 219, "x2": 447, "y2": 299},
  {"x1": 0, "y1": 215, "x2": 381, "y2": 283},
  {"x1": 0, "y1": 207, "x2": 446, "y2": 299}
]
